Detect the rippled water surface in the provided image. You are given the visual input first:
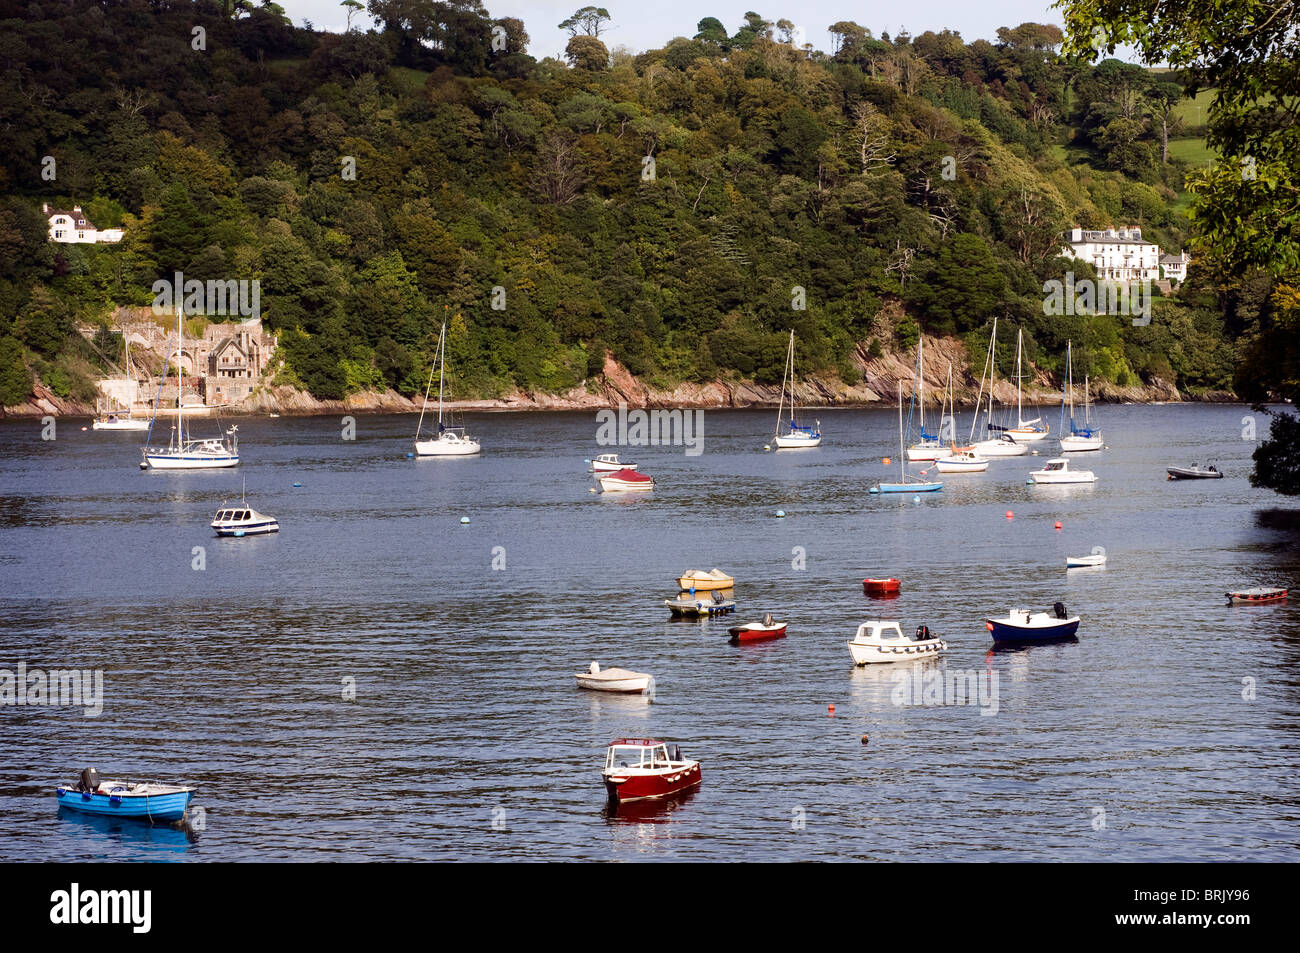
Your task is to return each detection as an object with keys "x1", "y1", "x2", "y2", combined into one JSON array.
[{"x1": 1, "y1": 404, "x2": 1298, "y2": 861}]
